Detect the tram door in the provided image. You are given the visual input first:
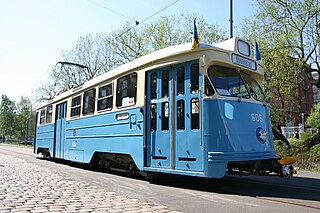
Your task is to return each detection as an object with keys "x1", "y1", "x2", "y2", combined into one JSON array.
[
  {"x1": 146, "y1": 68, "x2": 171, "y2": 168},
  {"x1": 146, "y1": 60, "x2": 203, "y2": 171},
  {"x1": 54, "y1": 101, "x2": 67, "y2": 159}
]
